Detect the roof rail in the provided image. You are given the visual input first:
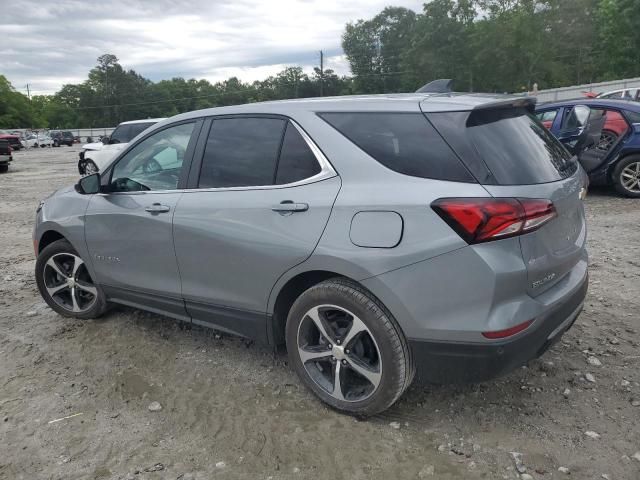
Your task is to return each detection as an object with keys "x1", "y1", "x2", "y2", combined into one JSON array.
[{"x1": 416, "y1": 79, "x2": 454, "y2": 94}]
